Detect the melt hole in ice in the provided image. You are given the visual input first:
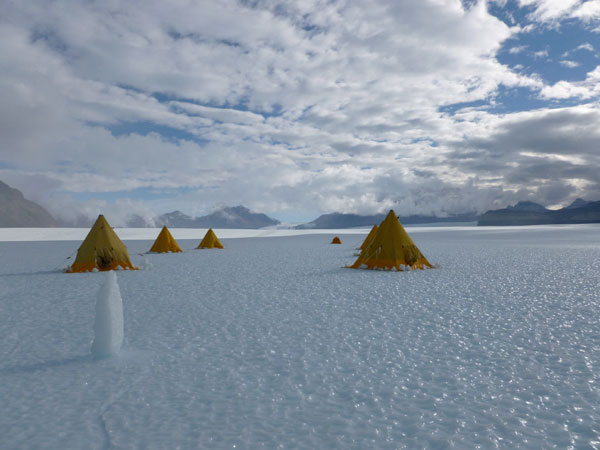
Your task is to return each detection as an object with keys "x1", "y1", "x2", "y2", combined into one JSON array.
[{"x1": 91, "y1": 271, "x2": 124, "y2": 359}]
